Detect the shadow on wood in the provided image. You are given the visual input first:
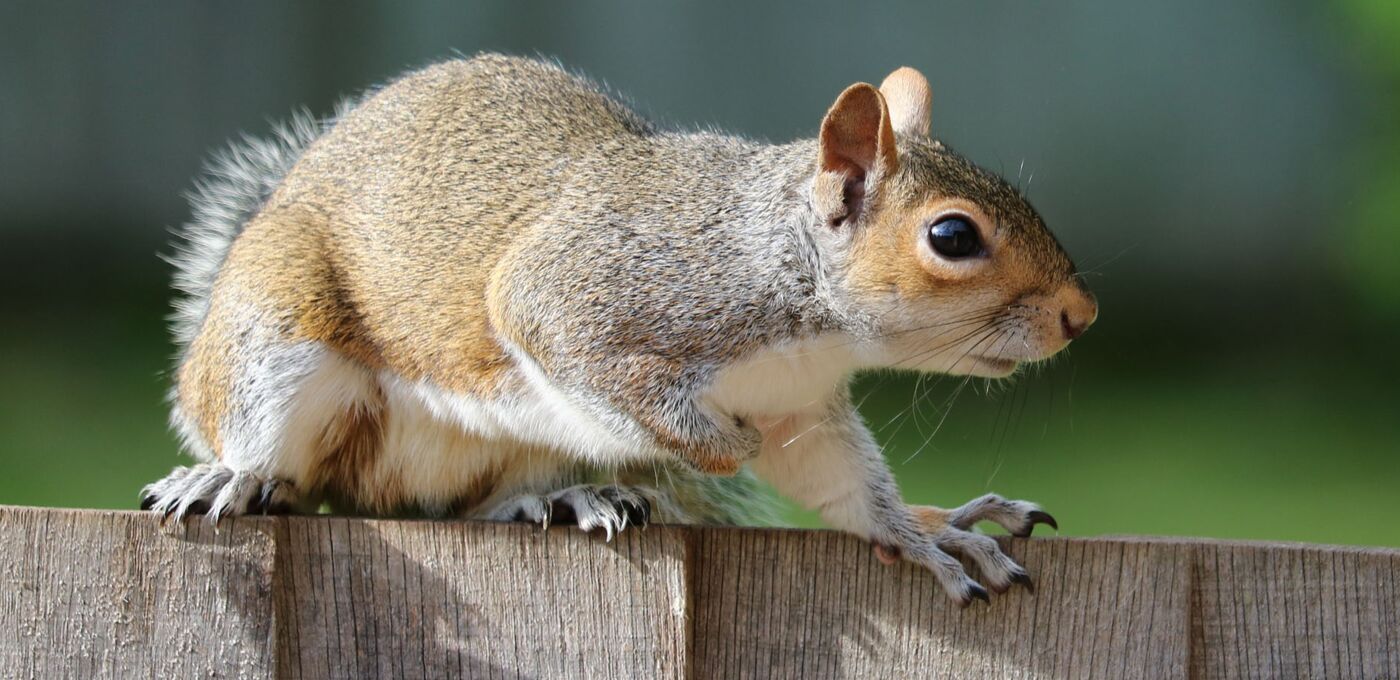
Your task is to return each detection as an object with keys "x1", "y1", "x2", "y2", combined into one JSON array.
[{"x1": 0, "y1": 506, "x2": 1396, "y2": 679}]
